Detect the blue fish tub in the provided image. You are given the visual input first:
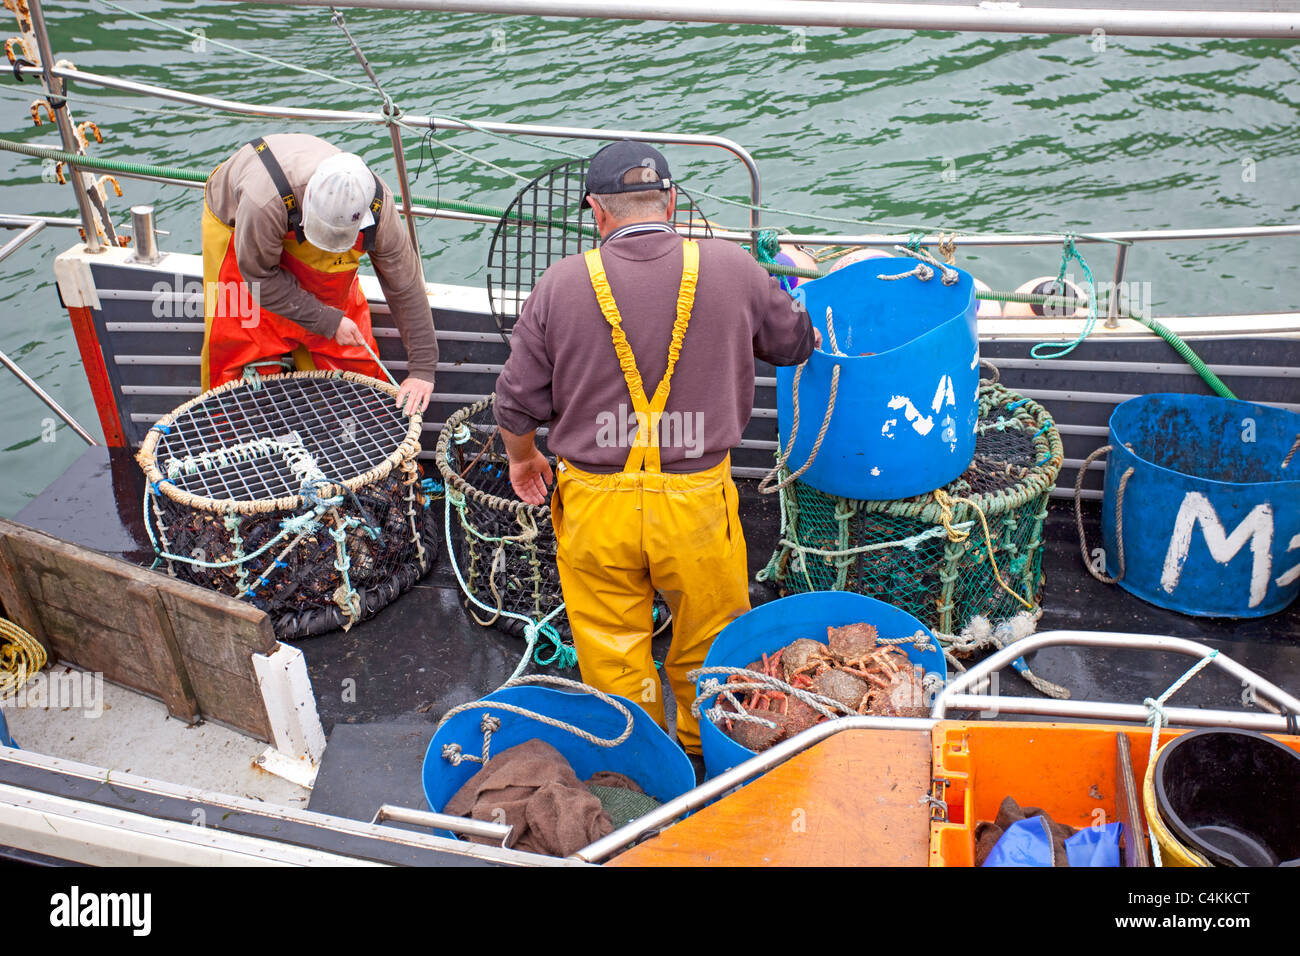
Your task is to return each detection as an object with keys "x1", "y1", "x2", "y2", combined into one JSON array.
[
  {"x1": 695, "y1": 591, "x2": 947, "y2": 779},
  {"x1": 776, "y1": 258, "x2": 979, "y2": 500},
  {"x1": 1101, "y1": 394, "x2": 1300, "y2": 618},
  {"x1": 422, "y1": 683, "x2": 695, "y2": 837}
]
